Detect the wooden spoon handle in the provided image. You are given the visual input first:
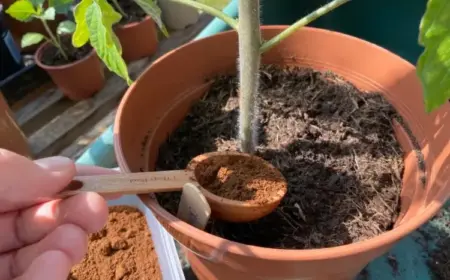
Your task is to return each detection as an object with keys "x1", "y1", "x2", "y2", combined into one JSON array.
[{"x1": 57, "y1": 170, "x2": 196, "y2": 198}]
